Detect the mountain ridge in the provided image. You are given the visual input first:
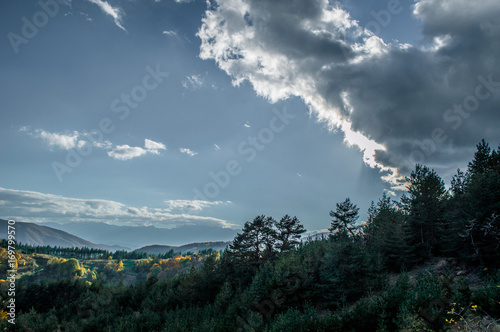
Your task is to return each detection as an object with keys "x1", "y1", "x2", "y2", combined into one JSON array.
[
  {"x1": 42, "y1": 221, "x2": 239, "y2": 249},
  {"x1": 0, "y1": 219, "x2": 101, "y2": 249},
  {"x1": 0, "y1": 220, "x2": 234, "y2": 253},
  {"x1": 135, "y1": 241, "x2": 230, "y2": 255}
]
